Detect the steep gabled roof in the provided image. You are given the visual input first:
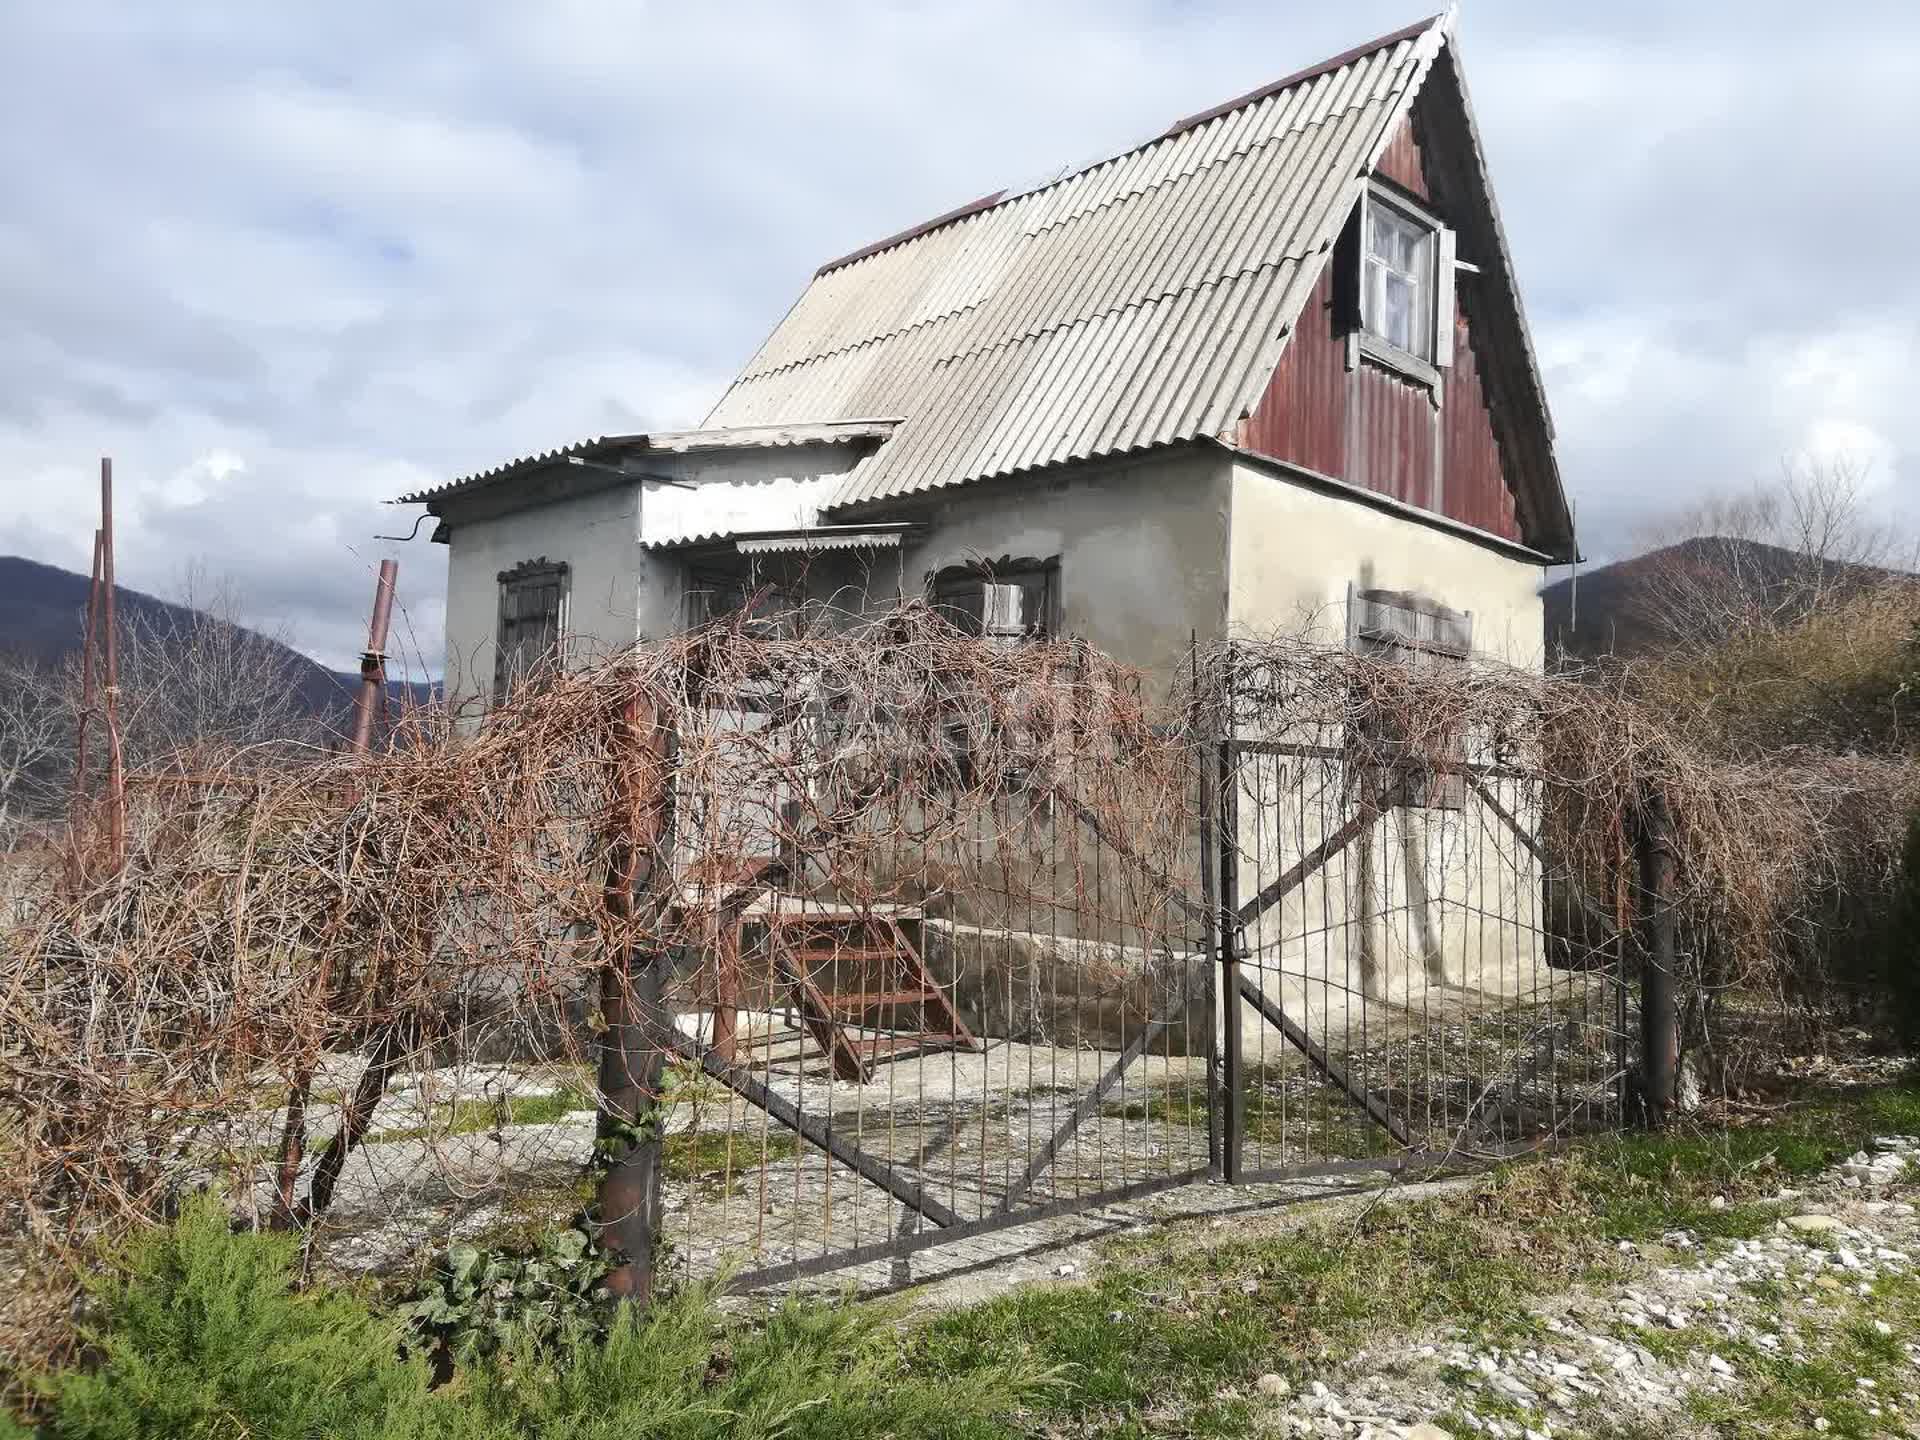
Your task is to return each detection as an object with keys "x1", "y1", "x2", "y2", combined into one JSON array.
[{"x1": 703, "y1": 11, "x2": 1571, "y2": 556}]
